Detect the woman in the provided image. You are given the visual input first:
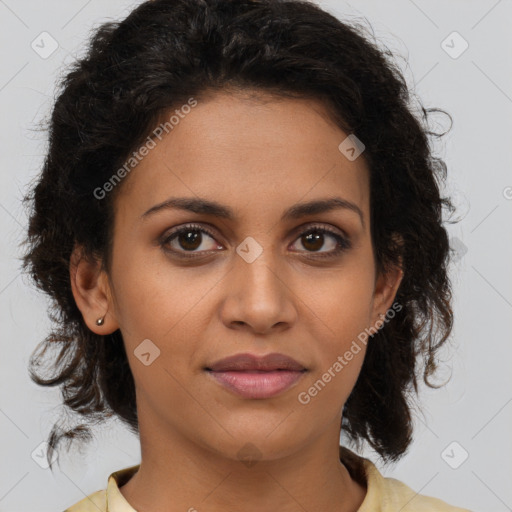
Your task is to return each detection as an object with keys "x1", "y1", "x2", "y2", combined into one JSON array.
[{"x1": 22, "y1": 0, "x2": 472, "y2": 510}]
